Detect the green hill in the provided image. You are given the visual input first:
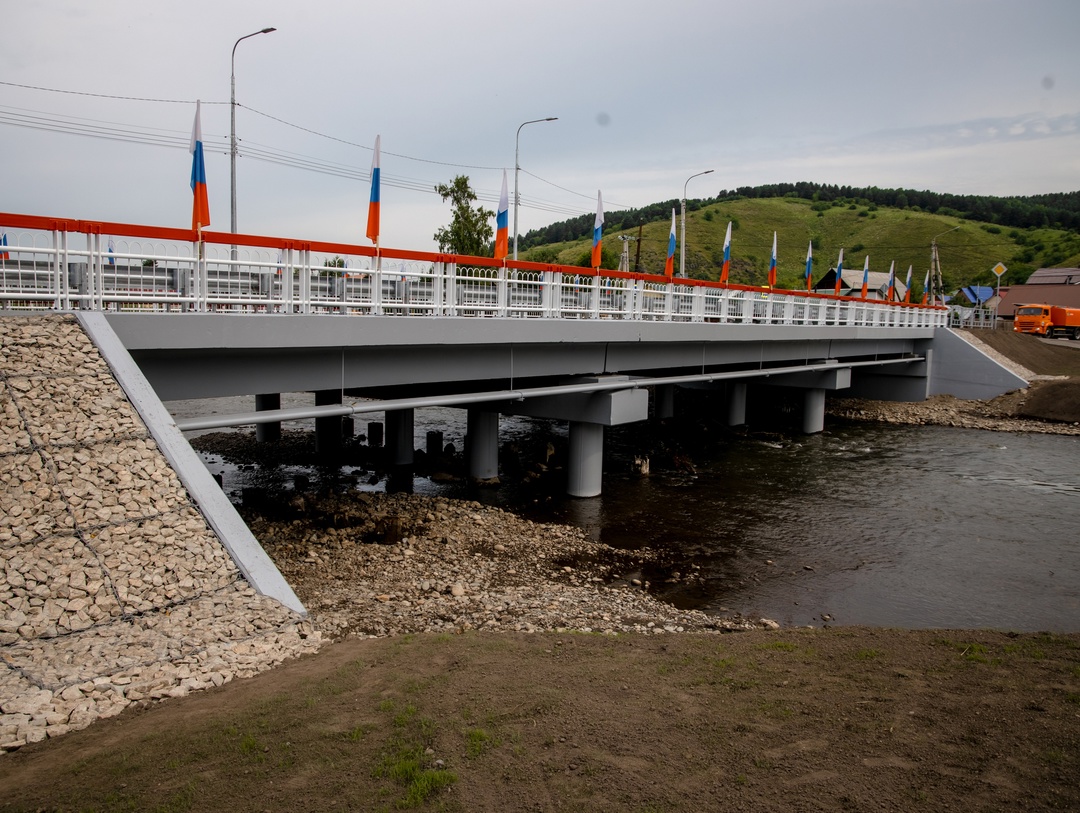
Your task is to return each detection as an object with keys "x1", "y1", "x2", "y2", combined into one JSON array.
[{"x1": 519, "y1": 195, "x2": 1080, "y2": 293}]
